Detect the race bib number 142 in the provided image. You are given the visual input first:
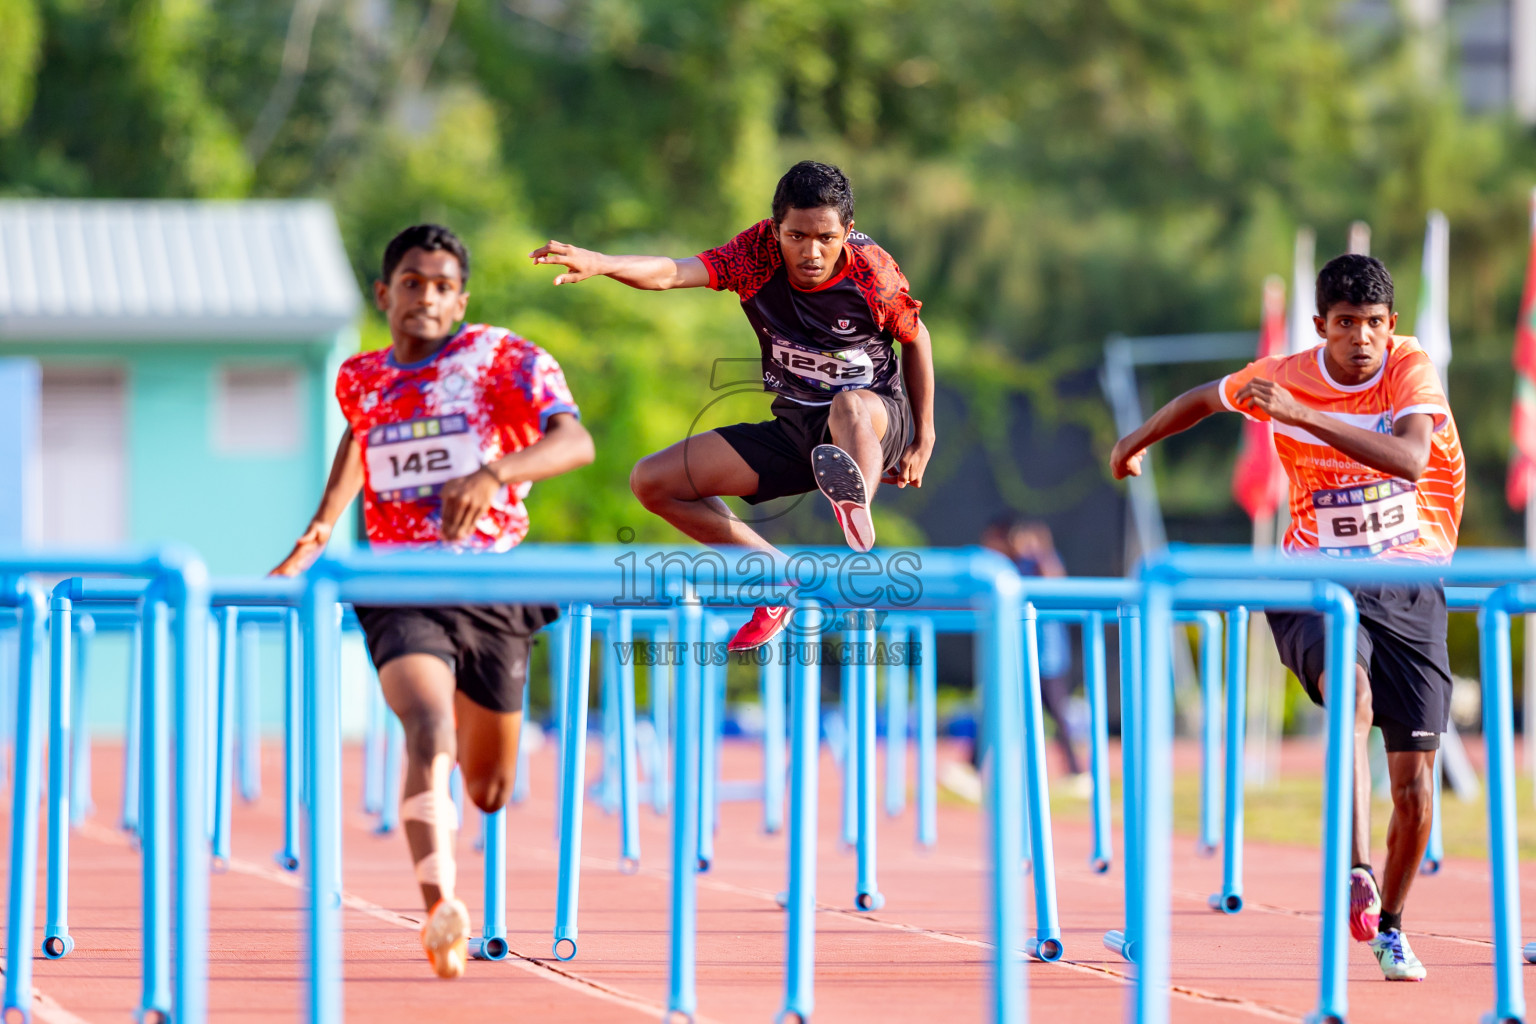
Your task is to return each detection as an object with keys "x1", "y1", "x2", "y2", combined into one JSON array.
[
  {"x1": 366, "y1": 415, "x2": 483, "y2": 502},
  {"x1": 1312, "y1": 479, "x2": 1420, "y2": 557}
]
